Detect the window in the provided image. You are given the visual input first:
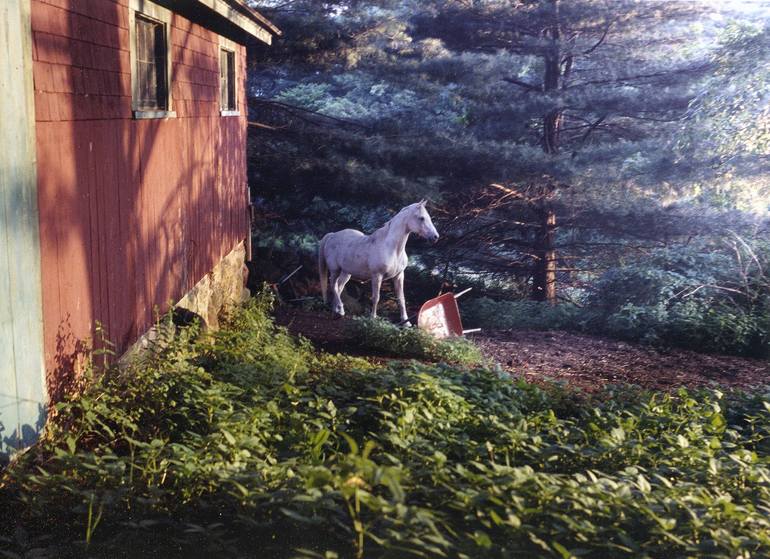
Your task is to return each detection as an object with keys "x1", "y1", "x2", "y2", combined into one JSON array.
[
  {"x1": 220, "y1": 48, "x2": 236, "y2": 113},
  {"x1": 129, "y1": 0, "x2": 174, "y2": 119},
  {"x1": 135, "y1": 16, "x2": 167, "y2": 111},
  {"x1": 219, "y1": 36, "x2": 239, "y2": 116}
]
